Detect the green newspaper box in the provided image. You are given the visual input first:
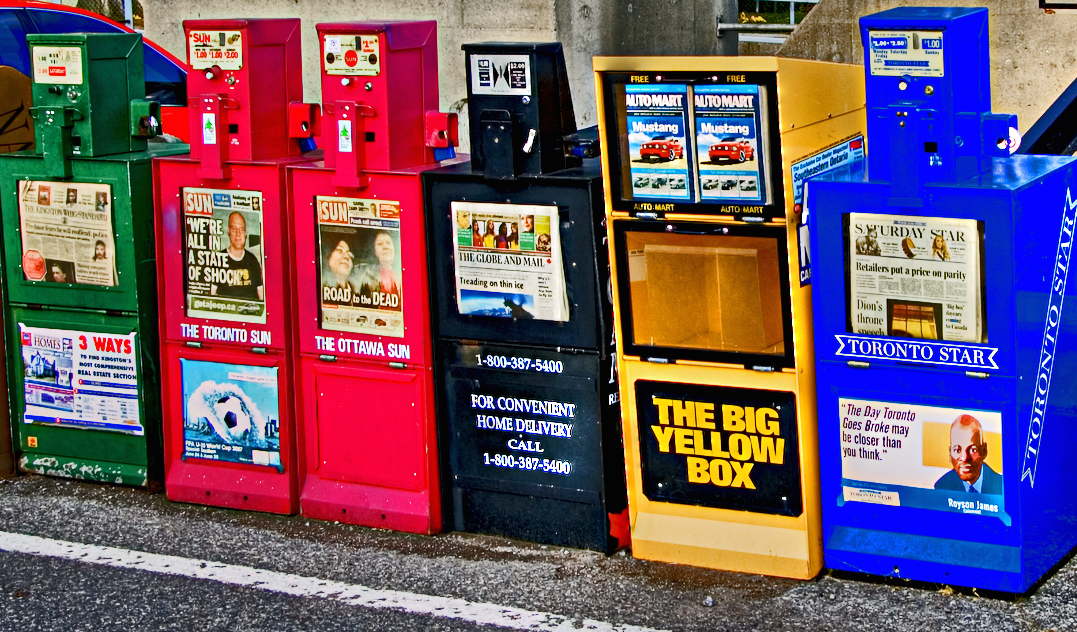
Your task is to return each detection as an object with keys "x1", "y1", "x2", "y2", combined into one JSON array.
[{"x1": 0, "y1": 32, "x2": 186, "y2": 486}]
